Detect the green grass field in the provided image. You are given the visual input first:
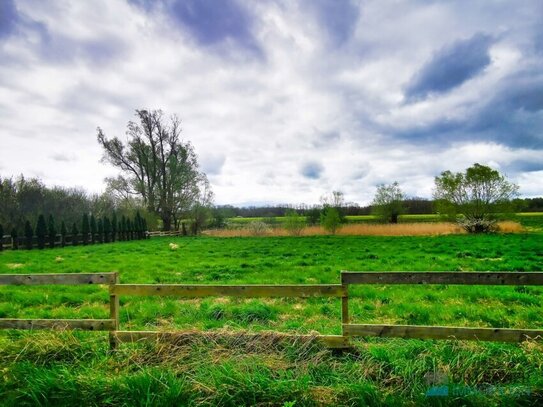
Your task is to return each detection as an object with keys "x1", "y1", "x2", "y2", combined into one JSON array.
[{"x1": 1, "y1": 228, "x2": 543, "y2": 405}]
